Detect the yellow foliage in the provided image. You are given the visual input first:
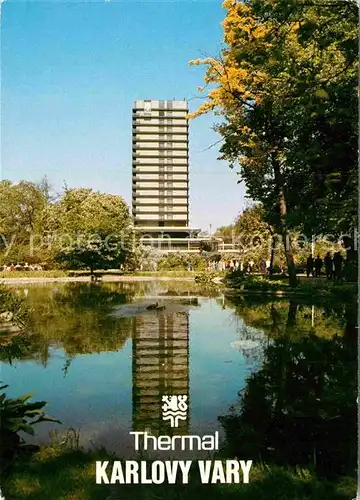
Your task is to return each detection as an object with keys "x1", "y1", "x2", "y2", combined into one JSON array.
[
  {"x1": 314, "y1": 89, "x2": 329, "y2": 99},
  {"x1": 189, "y1": 0, "x2": 355, "y2": 177}
]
